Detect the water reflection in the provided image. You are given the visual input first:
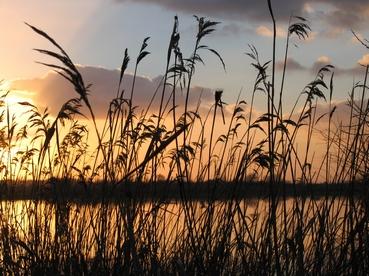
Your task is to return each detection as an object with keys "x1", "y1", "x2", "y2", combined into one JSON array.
[{"x1": 0, "y1": 197, "x2": 364, "y2": 273}]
